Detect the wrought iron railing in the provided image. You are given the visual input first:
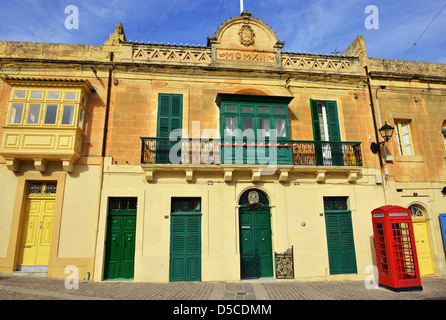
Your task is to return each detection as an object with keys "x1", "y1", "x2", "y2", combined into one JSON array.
[
  {"x1": 140, "y1": 137, "x2": 362, "y2": 166},
  {"x1": 141, "y1": 138, "x2": 221, "y2": 165}
]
